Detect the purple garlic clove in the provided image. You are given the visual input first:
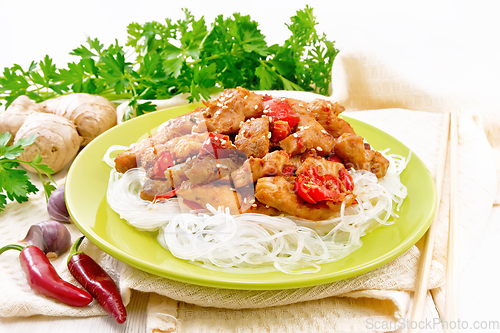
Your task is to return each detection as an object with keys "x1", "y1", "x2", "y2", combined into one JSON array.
[
  {"x1": 47, "y1": 185, "x2": 71, "y2": 223},
  {"x1": 21, "y1": 220, "x2": 72, "y2": 259}
]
